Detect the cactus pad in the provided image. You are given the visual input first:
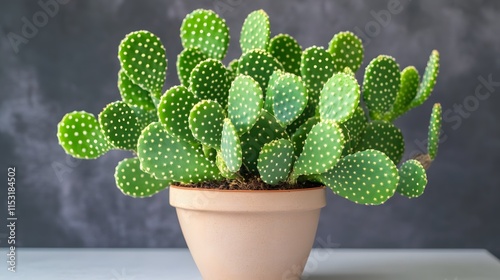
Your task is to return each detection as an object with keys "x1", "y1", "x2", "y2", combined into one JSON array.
[
  {"x1": 291, "y1": 116, "x2": 319, "y2": 157},
  {"x1": 98, "y1": 101, "x2": 142, "y2": 151},
  {"x1": 320, "y1": 149, "x2": 399, "y2": 205},
  {"x1": 177, "y1": 47, "x2": 208, "y2": 87},
  {"x1": 115, "y1": 157, "x2": 169, "y2": 198},
  {"x1": 340, "y1": 106, "x2": 368, "y2": 154},
  {"x1": 118, "y1": 30, "x2": 167, "y2": 99},
  {"x1": 396, "y1": 159, "x2": 427, "y2": 198},
  {"x1": 263, "y1": 70, "x2": 284, "y2": 114},
  {"x1": 57, "y1": 111, "x2": 111, "y2": 159},
  {"x1": 388, "y1": 66, "x2": 420, "y2": 120},
  {"x1": 221, "y1": 119, "x2": 242, "y2": 173},
  {"x1": 328, "y1": 31, "x2": 364, "y2": 73},
  {"x1": 238, "y1": 49, "x2": 283, "y2": 92},
  {"x1": 357, "y1": 120, "x2": 404, "y2": 165},
  {"x1": 203, "y1": 145, "x2": 217, "y2": 162},
  {"x1": 268, "y1": 34, "x2": 302, "y2": 75},
  {"x1": 188, "y1": 100, "x2": 225, "y2": 149},
  {"x1": 216, "y1": 152, "x2": 236, "y2": 179},
  {"x1": 258, "y1": 139, "x2": 295, "y2": 185},
  {"x1": 240, "y1": 10, "x2": 270, "y2": 54},
  {"x1": 409, "y1": 50, "x2": 440, "y2": 109},
  {"x1": 271, "y1": 73, "x2": 308, "y2": 126},
  {"x1": 118, "y1": 69, "x2": 156, "y2": 111},
  {"x1": 228, "y1": 75, "x2": 263, "y2": 135},
  {"x1": 189, "y1": 58, "x2": 231, "y2": 108},
  {"x1": 131, "y1": 106, "x2": 158, "y2": 130},
  {"x1": 428, "y1": 103, "x2": 442, "y2": 160},
  {"x1": 180, "y1": 9, "x2": 229, "y2": 60},
  {"x1": 319, "y1": 72, "x2": 360, "y2": 123}
]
